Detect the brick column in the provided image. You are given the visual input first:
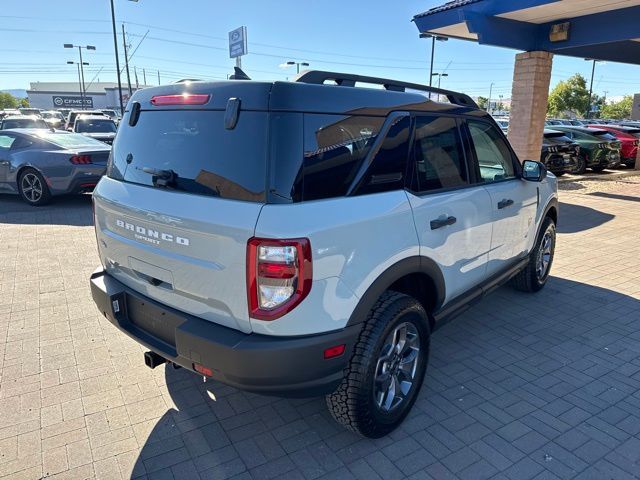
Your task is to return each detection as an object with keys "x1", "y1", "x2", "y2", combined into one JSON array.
[{"x1": 507, "y1": 51, "x2": 554, "y2": 162}]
